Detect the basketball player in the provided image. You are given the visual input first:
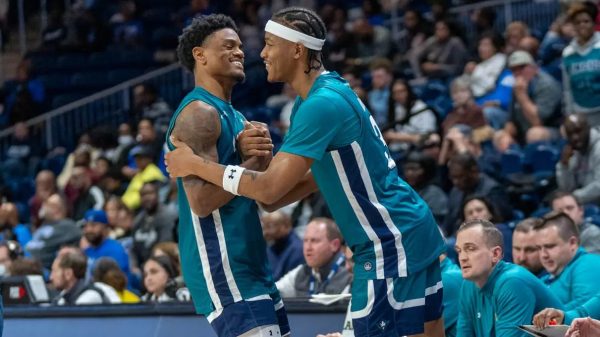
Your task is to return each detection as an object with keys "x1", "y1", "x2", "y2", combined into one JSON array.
[
  {"x1": 166, "y1": 14, "x2": 289, "y2": 337},
  {"x1": 166, "y1": 7, "x2": 445, "y2": 337}
]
